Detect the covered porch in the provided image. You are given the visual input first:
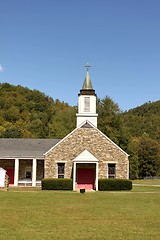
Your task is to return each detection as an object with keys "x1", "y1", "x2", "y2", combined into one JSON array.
[
  {"x1": 0, "y1": 158, "x2": 44, "y2": 187},
  {"x1": 0, "y1": 138, "x2": 60, "y2": 187}
]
